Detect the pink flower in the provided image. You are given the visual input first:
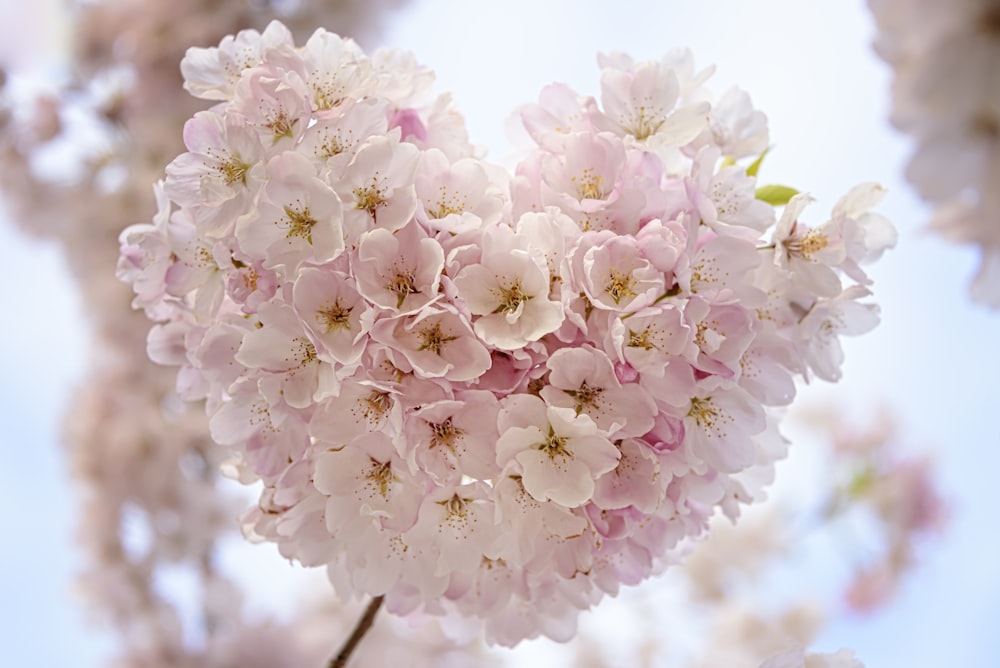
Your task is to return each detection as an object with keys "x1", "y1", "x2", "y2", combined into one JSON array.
[
  {"x1": 354, "y1": 222, "x2": 444, "y2": 314},
  {"x1": 180, "y1": 20, "x2": 295, "y2": 101},
  {"x1": 299, "y1": 97, "x2": 390, "y2": 173},
  {"x1": 369, "y1": 305, "x2": 491, "y2": 381},
  {"x1": 540, "y1": 346, "x2": 657, "y2": 438},
  {"x1": 401, "y1": 392, "x2": 501, "y2": 485},
  {"x1": 453, "y1": 224, "x2": 564, "y2": 350},
  {"x1": 292, "y1": 267, "x2": 371, "y2": 366},
  {"x1": 309, "y1": 375, "x2": 403, "y2": 445},
  {"x1": 539, "y1": 131, "x2": 652, "y2": 233},
  {"x1": 683, "y1": 381, "x2": 766, "y2": 473},
  {"x1": 518, "y1": 82, "x2": 602, "y2": 151},
  {"x1": 232, "y1": 63, "x2": 312, "y2": 146},
  {"x1": 335, "y1": 134, "x2": 419, "y2": 244},
  {"x1": 414, "y1": 148, "x2": 505, "y2": 234},
  {"x1": 570, "y1": 232, "x2": 665, "y2": 313},
  {"x1": 164, "y1": 110, "x2": 266, "y2": 235},
  {"x1": 236, "y1": 151, "x2": 344, "y2": 274},
  {"x1": 591, "y1": 437, "x2": 668, "y2": 512},
  {"x1": 598, "y1": 55, "x2": 710, "y2": 147},
  {"x1": 796, "y1": 286, "x2": 881, "y2": 382},
  {"x1": 234, "y1": 302, "x2": 337, "y2": 408},
  {"x1": 605, "y1": 302, "x2": 694, "y2": 377},
  {"x1": 496, "y1": 394, "x2": 620, "y2": 507}
]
